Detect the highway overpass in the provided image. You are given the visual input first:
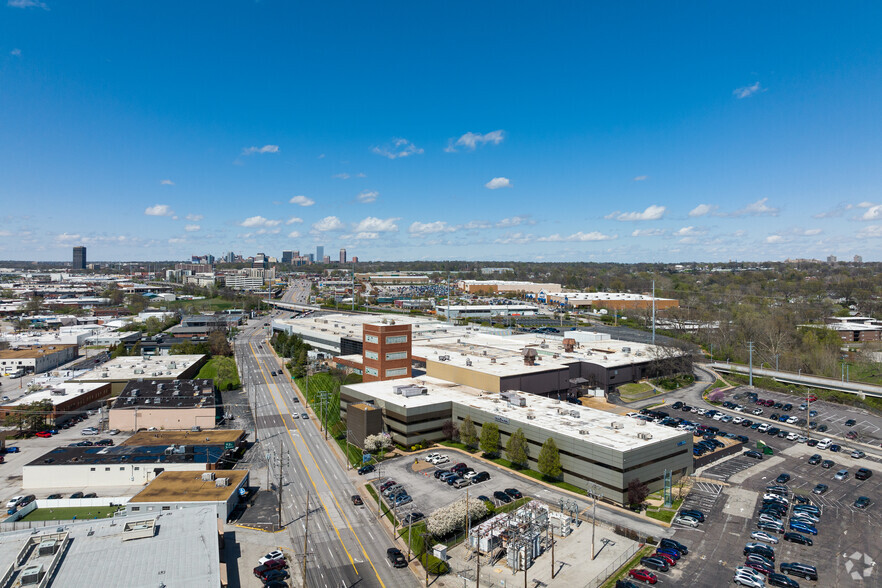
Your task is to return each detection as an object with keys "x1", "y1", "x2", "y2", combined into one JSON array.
[{"x1": 710, "y1": 362, "x2": 882, "y2": 399}]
